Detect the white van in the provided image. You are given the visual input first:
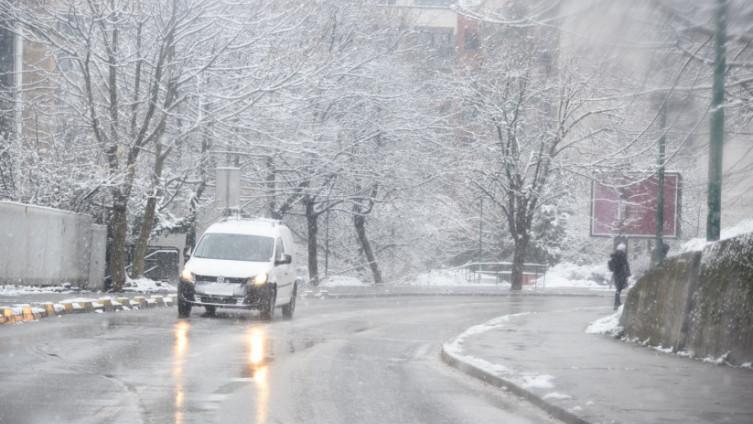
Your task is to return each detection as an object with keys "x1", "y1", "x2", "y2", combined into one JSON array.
[{"x1": 177, "y1": 217, "x2": 299, "y2": 319}]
